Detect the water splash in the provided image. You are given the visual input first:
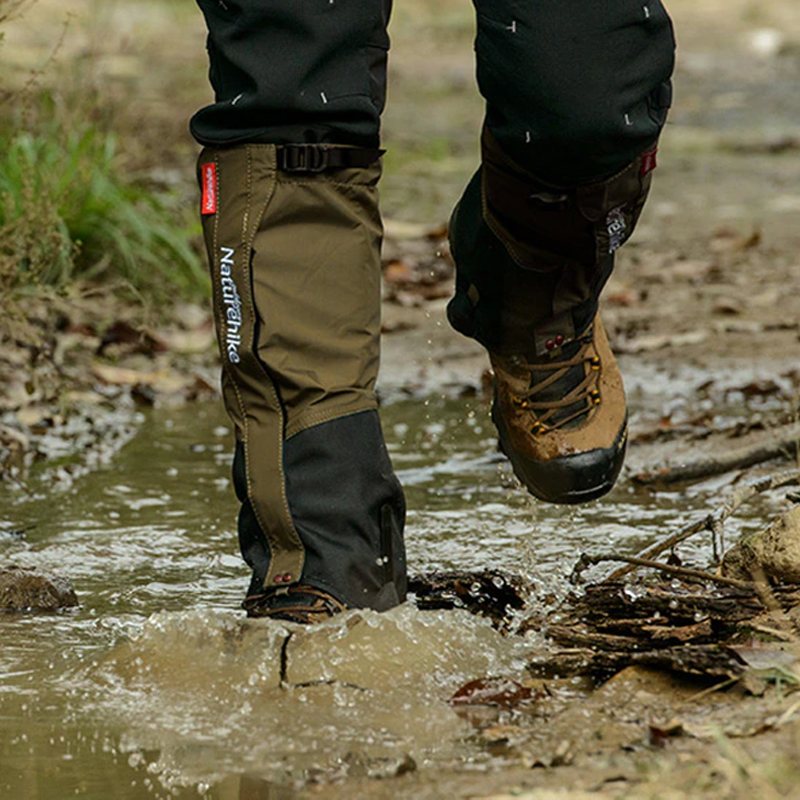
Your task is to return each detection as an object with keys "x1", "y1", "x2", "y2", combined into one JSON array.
[{"x1": 85, "y1": 605, "x2": 533, "y2": 790}]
